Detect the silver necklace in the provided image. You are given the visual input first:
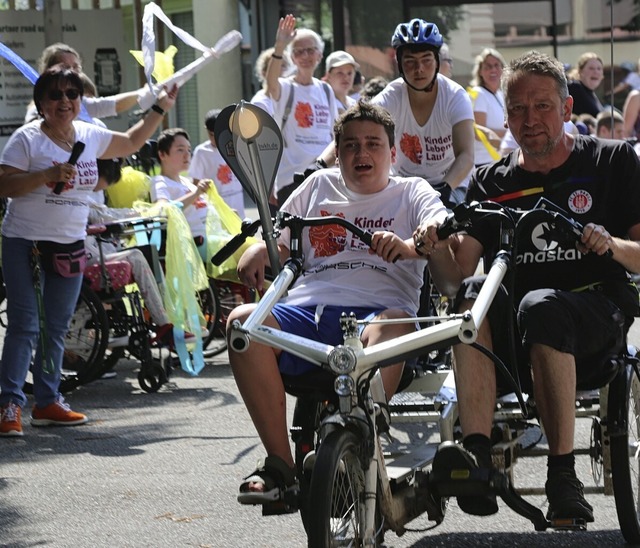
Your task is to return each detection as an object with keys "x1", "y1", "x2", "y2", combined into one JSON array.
[{"x1": 43, "y1": 121, "x2": 74, "y2": 148}]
